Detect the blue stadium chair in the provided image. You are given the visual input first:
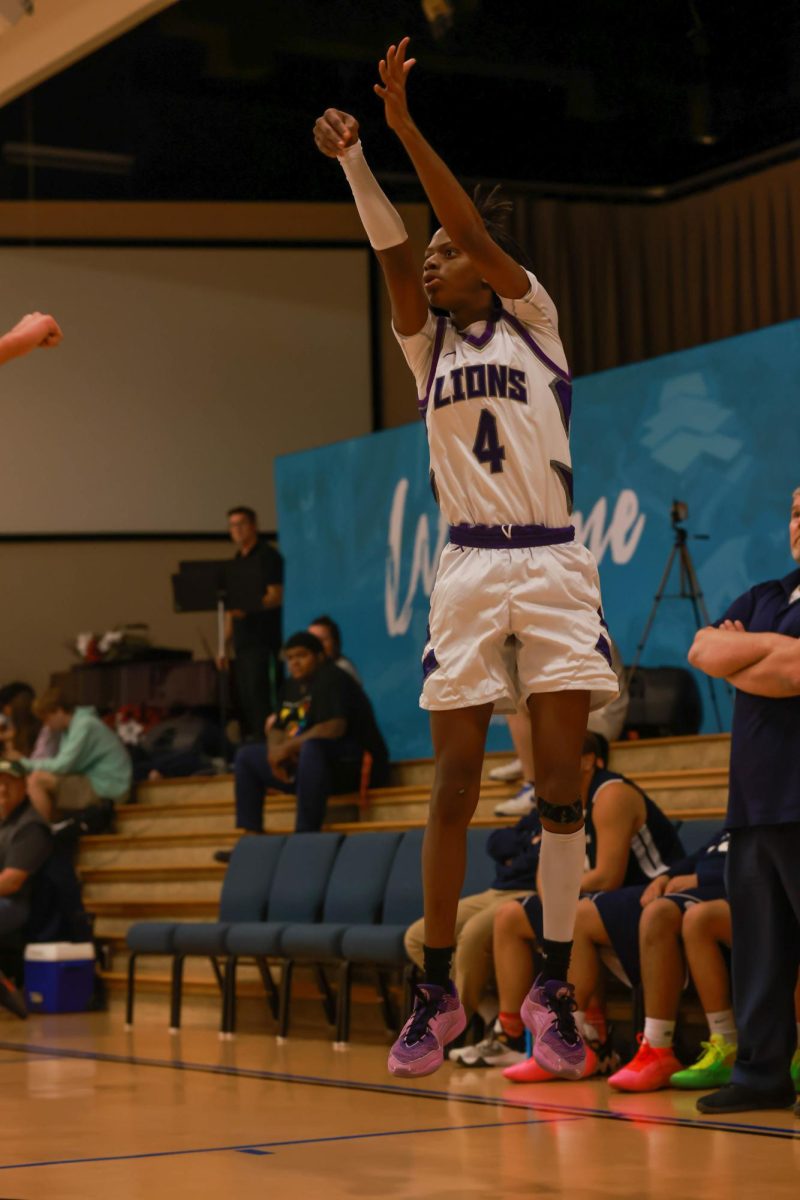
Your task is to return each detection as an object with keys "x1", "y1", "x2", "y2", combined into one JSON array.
[
  {"x1": 278, "y1": 832, "x2": 402, "y2": 1039},
  {"x1": 678, "y1": 818, "x2": 724, "y2": 857},
  {"x1": 125, "y1": 834, "x2": 285, "y2": 1030},
  {"x1": 222, "y1": 832, "x2": 343, "y2": 1034}
]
